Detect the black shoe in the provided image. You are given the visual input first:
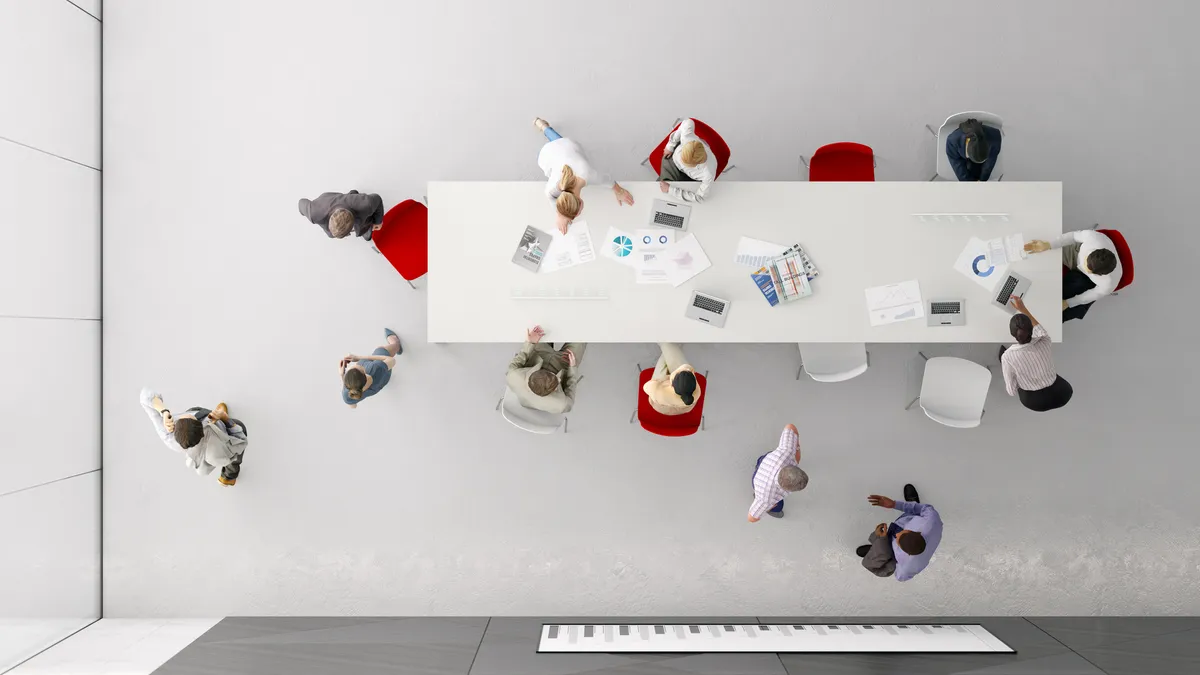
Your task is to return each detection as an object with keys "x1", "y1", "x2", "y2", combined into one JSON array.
[
  {"x1": 903, "y1": 483, "x2": 920, "y2": 503},
  {"x1": 856, "y1": 545, "x2": 871, "y2": 558}
]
